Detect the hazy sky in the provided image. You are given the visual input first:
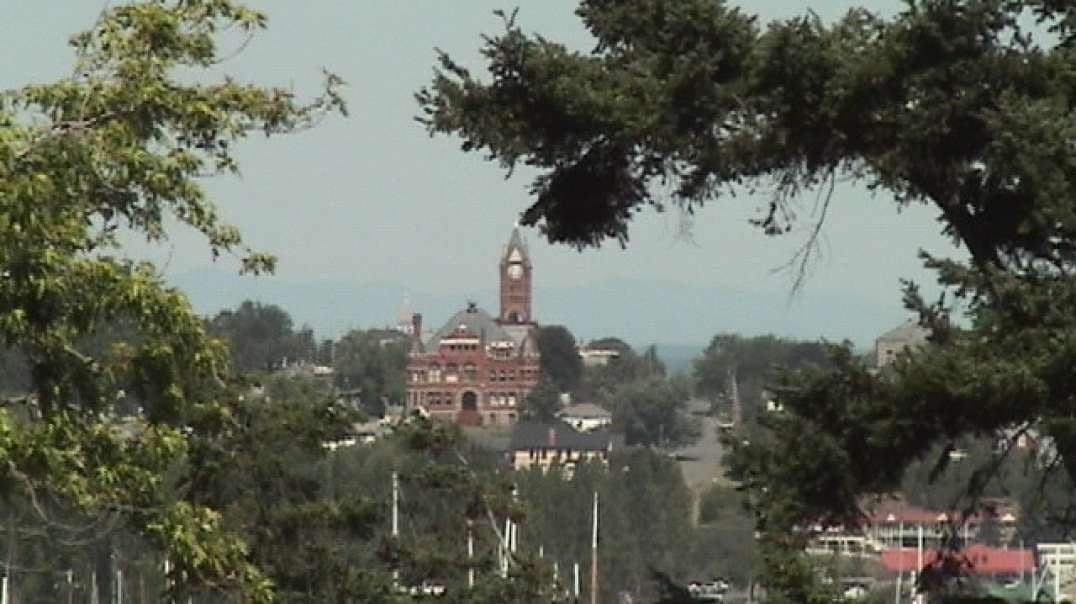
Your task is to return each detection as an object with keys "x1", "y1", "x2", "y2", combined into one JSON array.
[{"x1": 4, "y1": 2, "x2": 961, "y2": 340}]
